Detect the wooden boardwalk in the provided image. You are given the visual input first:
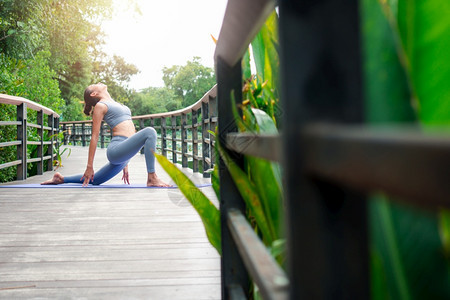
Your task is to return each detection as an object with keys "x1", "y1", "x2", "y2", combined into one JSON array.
[{"x1": 0, "y1": 146, "x2": 221, "y2": 299}]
